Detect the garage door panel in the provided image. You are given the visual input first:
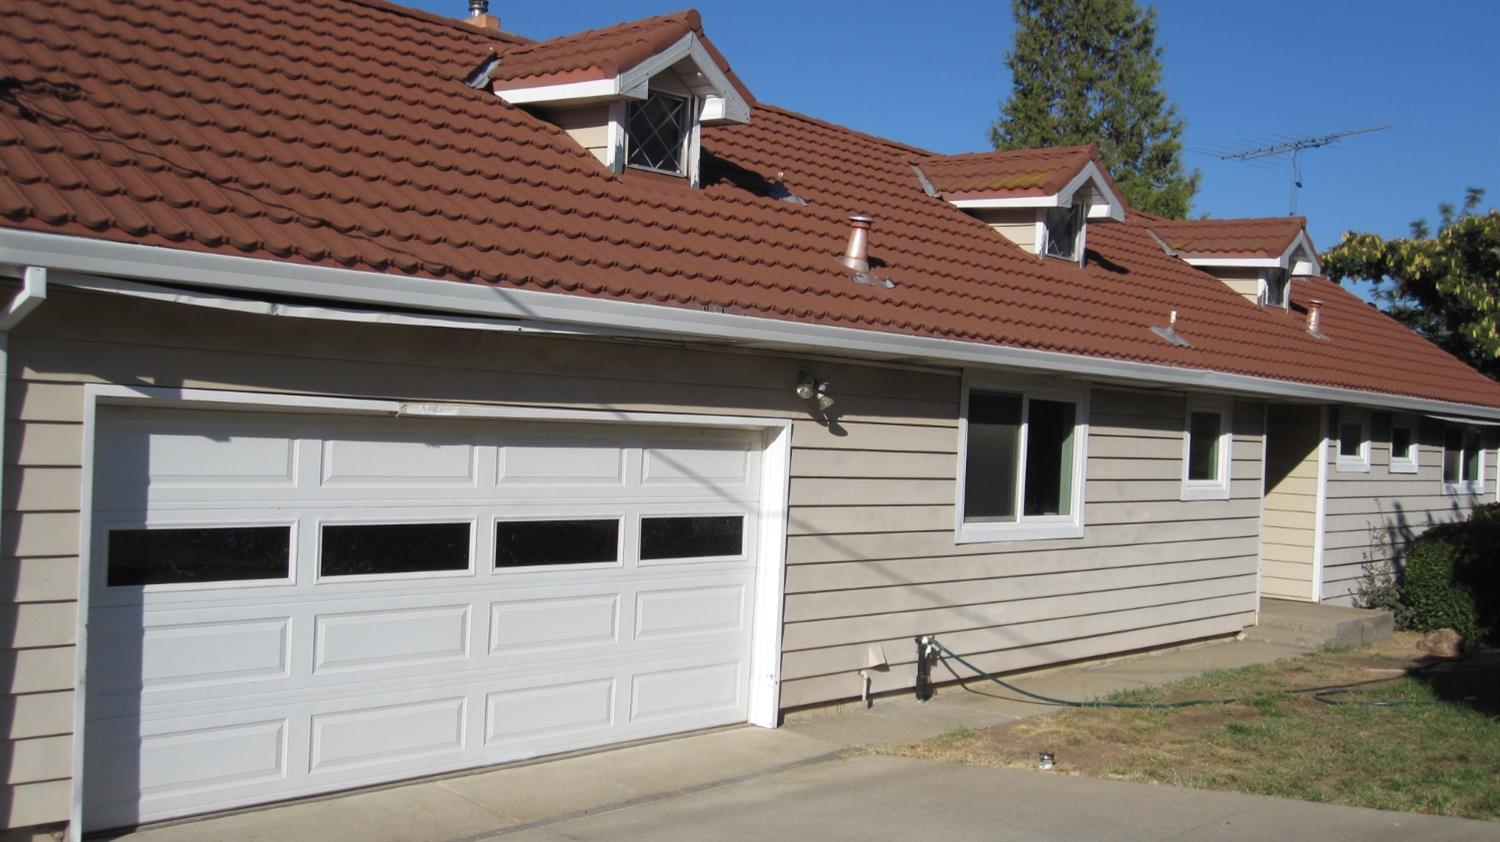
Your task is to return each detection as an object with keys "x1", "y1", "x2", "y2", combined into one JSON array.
[
  {"x1": 312, "y1": 603, "x2": 472, "y2": 675},
  {"x1": 86, "y1": 407, "x2": 767, "y2": 829},
  {"x1": 88, "y1": 605, "x2": 294, "y2": 696}
]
